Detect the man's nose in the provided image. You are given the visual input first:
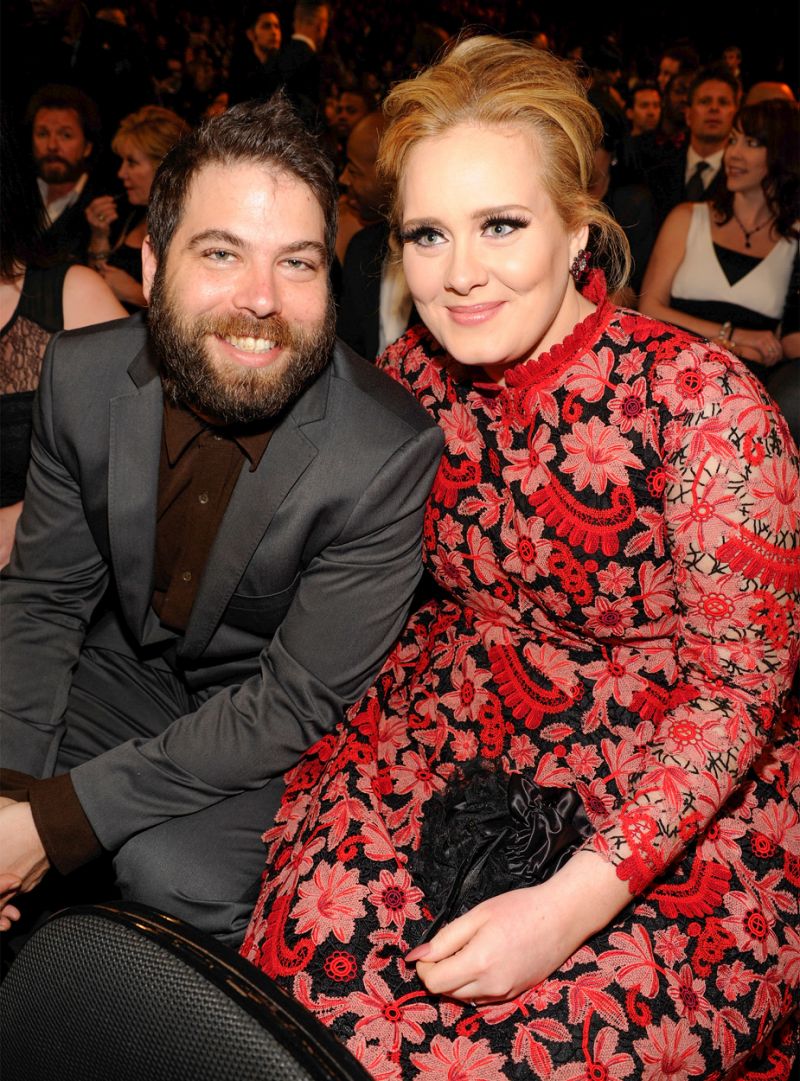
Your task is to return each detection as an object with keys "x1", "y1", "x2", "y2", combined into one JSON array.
[{"x1": 233, "y1": 265, "x2": 280, "y2": 318}]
